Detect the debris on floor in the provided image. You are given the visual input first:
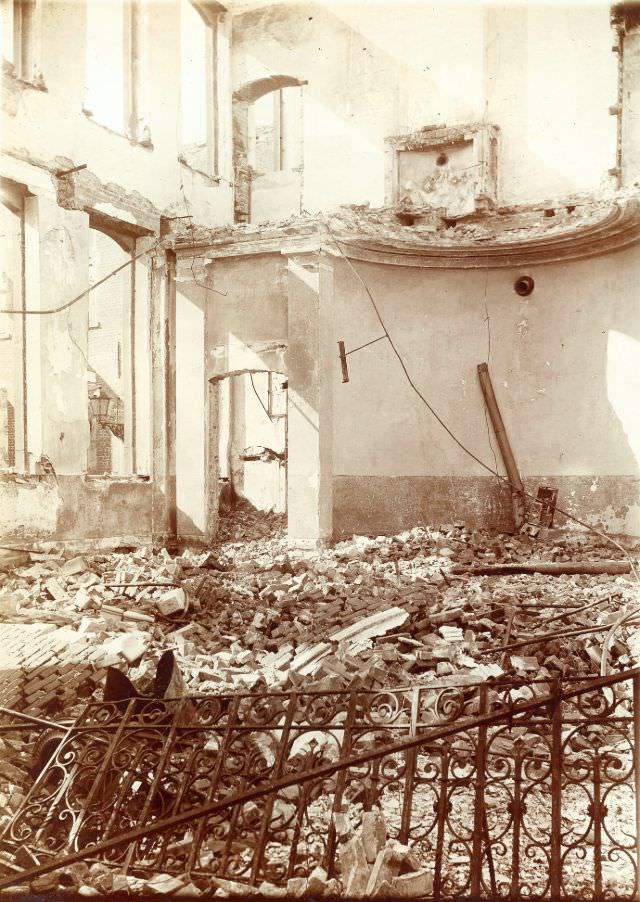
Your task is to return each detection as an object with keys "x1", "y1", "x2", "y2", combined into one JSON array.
[
  {"x1": 0, "y1": 519, "x2": 638, "y2": 893},
  {"x1": 0, "y1": 524, "x2": 639, "y2": 713}
]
